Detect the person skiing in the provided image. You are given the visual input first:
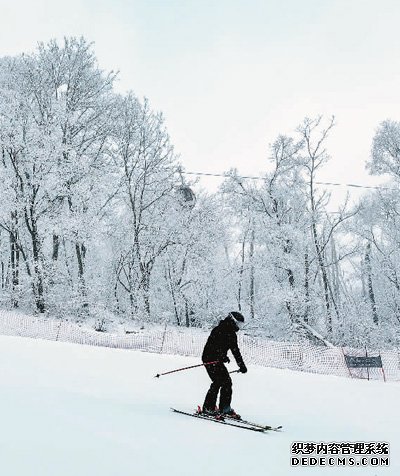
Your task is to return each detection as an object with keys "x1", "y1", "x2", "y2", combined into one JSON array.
[{"x1": 201, "y1": 311, "x2": 247, "y2": 419}]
